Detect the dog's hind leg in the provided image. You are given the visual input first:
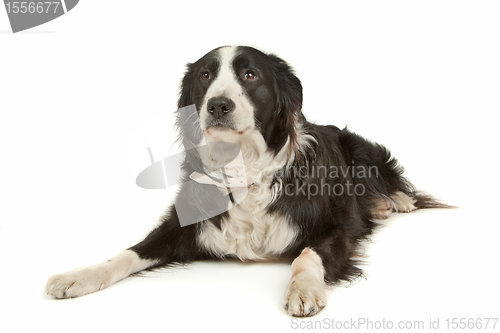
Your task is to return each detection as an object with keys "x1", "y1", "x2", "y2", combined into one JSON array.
[
  {"x1": 390, "y1": 191, "x2": 417, "y2": 213},
  {"x1": 369, "y1": 197, "x2": 394, "y2": 219},
  {"x1": 369, "y1": 191, "x2": 418, "y2": 219}
]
